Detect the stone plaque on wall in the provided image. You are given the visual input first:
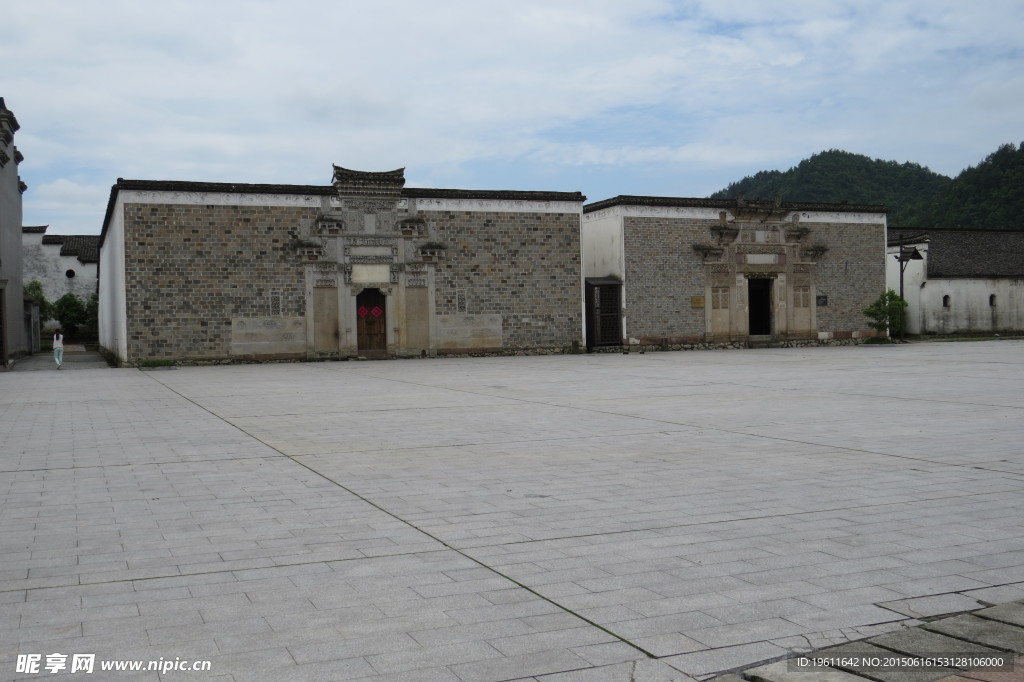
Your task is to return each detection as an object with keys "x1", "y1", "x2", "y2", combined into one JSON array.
[{"x1": 351, "y1": 264, "x2": 390, "y2": 283}]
